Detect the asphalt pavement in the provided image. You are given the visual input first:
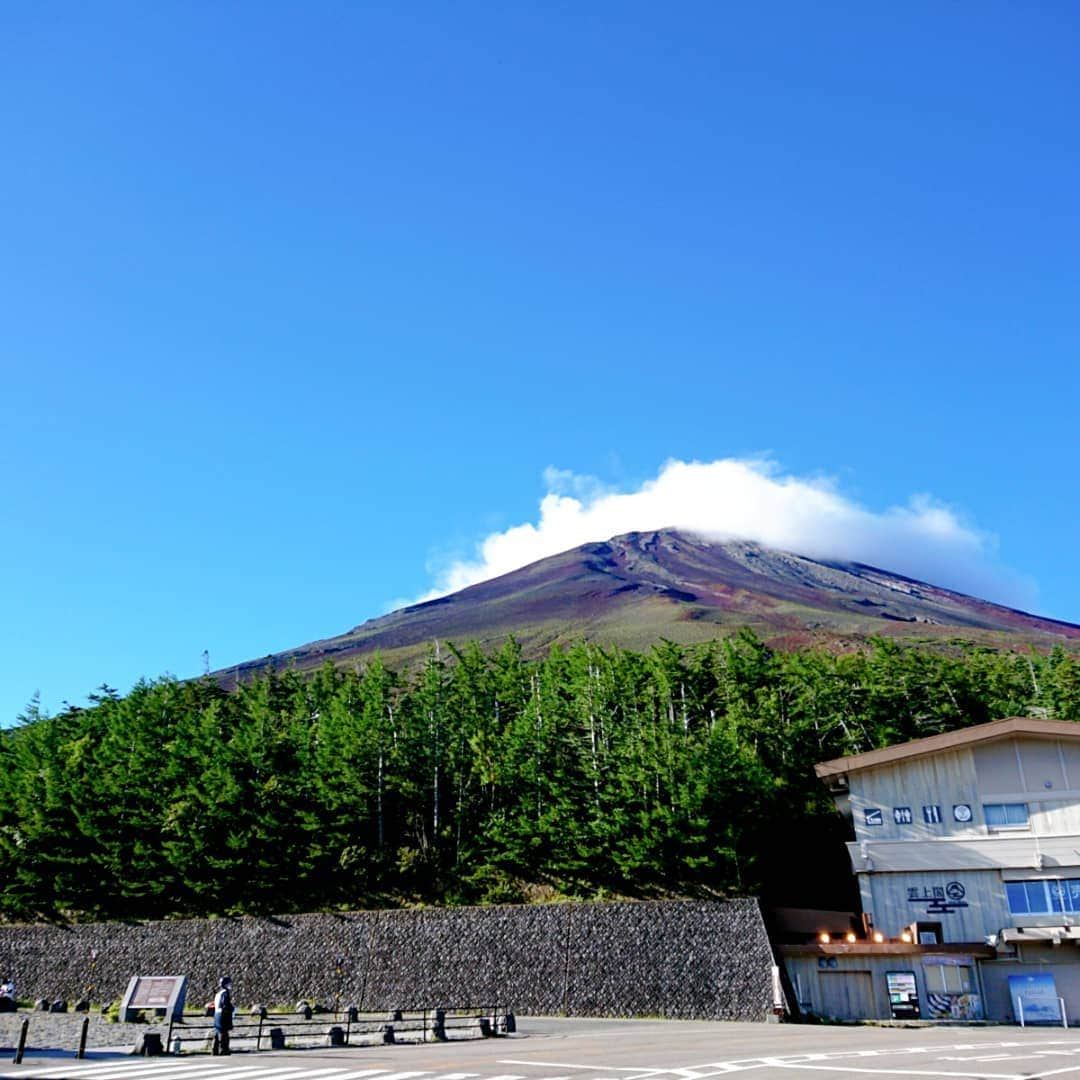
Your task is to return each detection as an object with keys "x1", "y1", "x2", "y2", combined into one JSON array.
[{"x1": 5, "y1": 1015, "x2": 1080, "y2": 1080}]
